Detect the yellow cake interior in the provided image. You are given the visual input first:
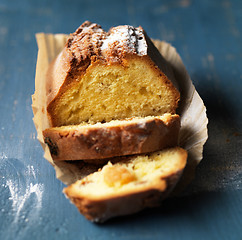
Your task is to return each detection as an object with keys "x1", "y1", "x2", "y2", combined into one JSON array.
[
  {"x1": 51, "y1": 56, "x2": 179, "y2": 126},
  {"x1": 69, "y1": 148, "x2": 187, "y2": 198}
]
